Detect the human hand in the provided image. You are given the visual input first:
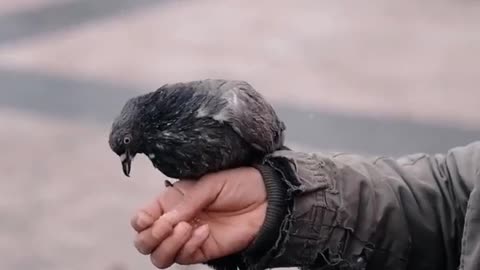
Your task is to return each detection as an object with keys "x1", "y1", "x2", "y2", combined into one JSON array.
[{"x1": 130, "y1": 167, "x2": 267, "y2": 269}]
